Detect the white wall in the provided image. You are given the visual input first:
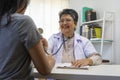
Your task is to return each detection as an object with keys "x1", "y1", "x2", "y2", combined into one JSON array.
[
  {"x1": 70, "y1": 0, "x2": 120, "y2": 64},
  {"x1": 25, "y1": 0, "x2": 69, "y2": 40}
]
